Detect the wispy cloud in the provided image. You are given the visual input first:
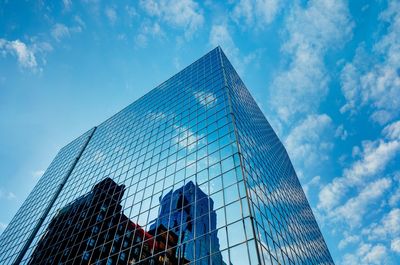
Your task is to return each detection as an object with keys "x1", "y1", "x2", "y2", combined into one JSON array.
[
  {"x1": 363, "y1": 208, "x2": 400, "y2": 241},
  {"x1": 338, "y1": 208, "x2": 400, "y2": 263},
  {"x1": 284, "y1": 114, "x2": 334, "y2": 178},
  {"x1": 209, "y1": 23, "x2": 244, "y2": 72},
  {"x1": 63, "y1": 0, "x2": 72, "y2": 11},
  {"x1": 333, "y1": 177, "x2": 391, "y2": 226},
  {"x1": 338, "y1": 233, "x2": 359, "y2": 250},
  {"x1": 134, "y1": 21, "x2": 165, "y2": 48},
  {"x1": 342, "y1": 243, "x2": 387, "y2": 265},
  {"x1": 391, "y1": 238, "x2": 400, "y2": 253},
  {"x1": 383, "y1": 121, "x2": 400, "y2": 140},
  {"x1": 0, "y1": 39, "x2": 38, "y2": 70},
  {"x1": 105, "y1": 6, "x2": 117, "y2": 25},
  {"x1": 335, "y1": 124, "x2": 349, "y2": 140},
  {"x1": 0, "y1": 189, "x2": 16, "y2": 200},
  {"x1": 268, "y1": 0, "x2": 353, "y2": 124},
  {"x1": 51, "y1": 24, "x2": 71, "y2": 42},
  {"x1": 231, "y1": 0, "x2": 283, "y2": 29},
  {"x1": 303, "y1": 175, "x2": 322, "y2": 197},
  {"x1": 389, "y1": 184, "x2": 400, "y2": 207},
  {"x1": 318, "y1": 120, "x2": 400, "y2": 261},
  {"x1": 139, "y1": 0, "x2": 204, "y2": 39},
  {"x1": 318, "y1": 119, "x2": 400, "y2": 213},
  {"x1": 209, "y1": 23, "x2": 261, "y2": 74},
  {"x1": 51, "y1": 21, "x2": 83, "y2": 42},
  {"x1": 263, "y1": 1, "x2": 354, "y2": 194},
  {"x1": 318, "y1": 137, "x2": 400, "y2": 211},
  {"x1": 340, "y1": 1, "x2": 400, "y2": 125},
  {"x1": 209, "y1": 23, "x2": 238, "y2": 63}
]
